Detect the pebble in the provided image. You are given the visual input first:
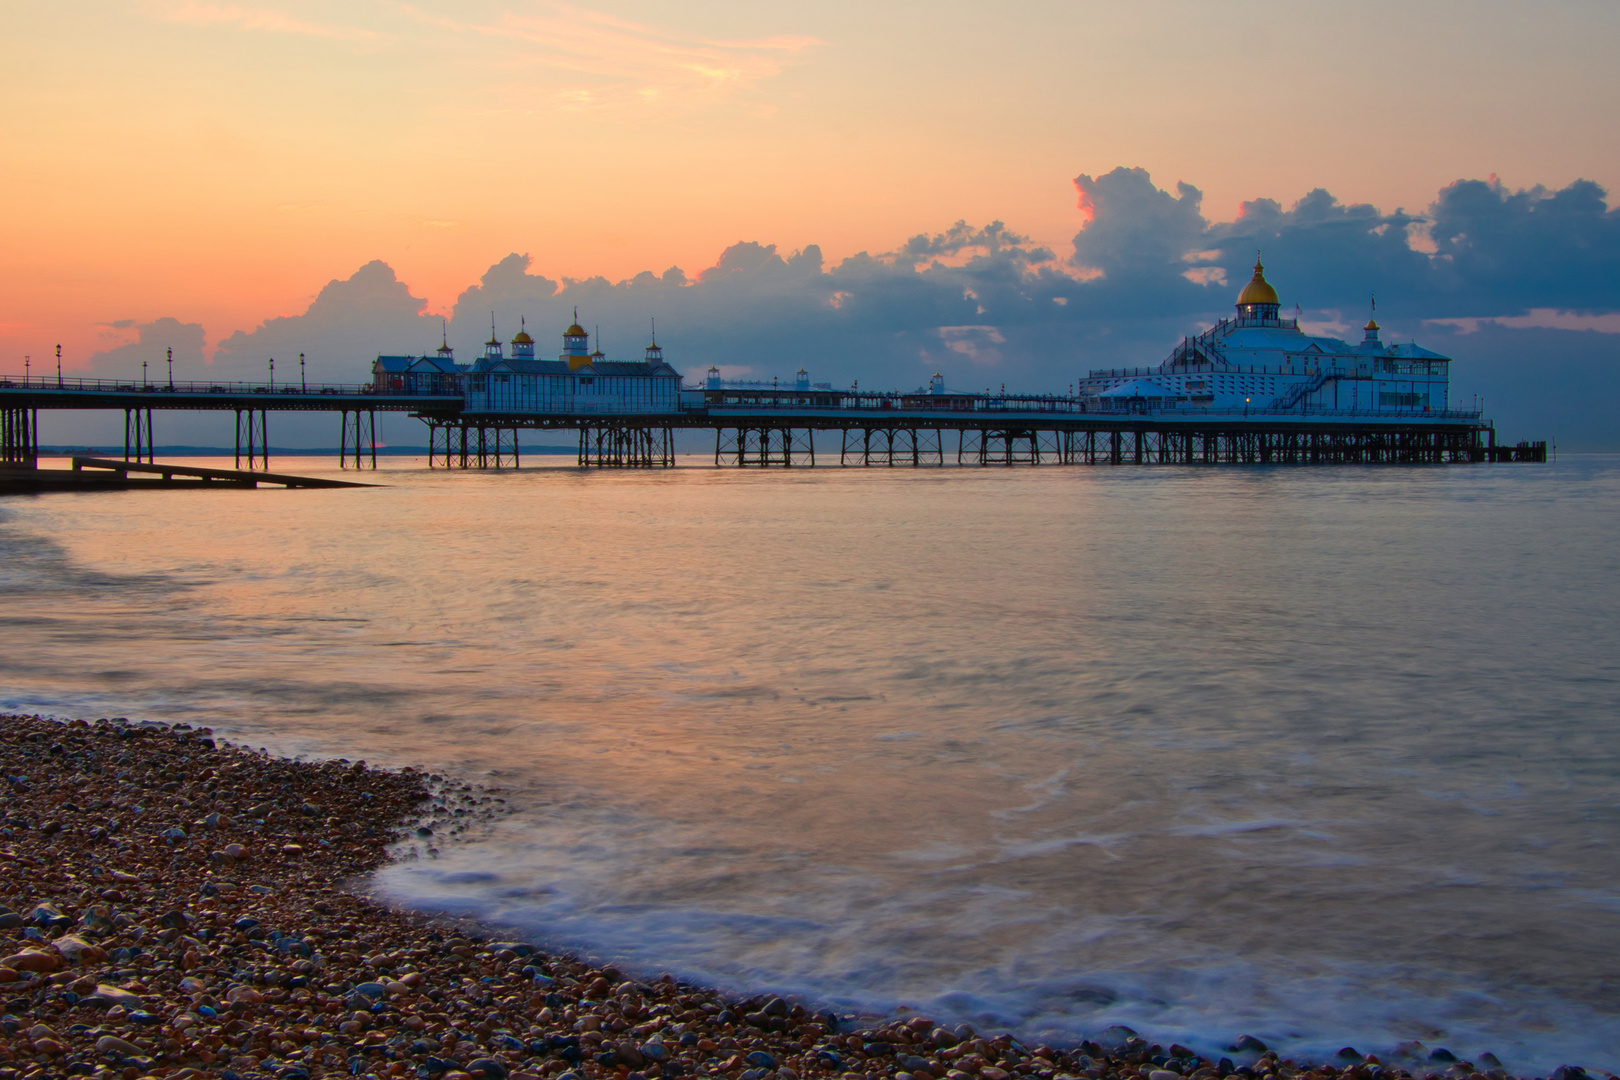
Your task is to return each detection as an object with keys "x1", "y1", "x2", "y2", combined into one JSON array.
[
  {"x1": 95, "y1": 1033, "x2": 143, "y2": 1056},
  {"x1": 0, "y1": 713, "x2": 1569, "y2": 1080},
  {"x1": 87, "y1": 983, "x2": 143, "y2": 1009}
]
